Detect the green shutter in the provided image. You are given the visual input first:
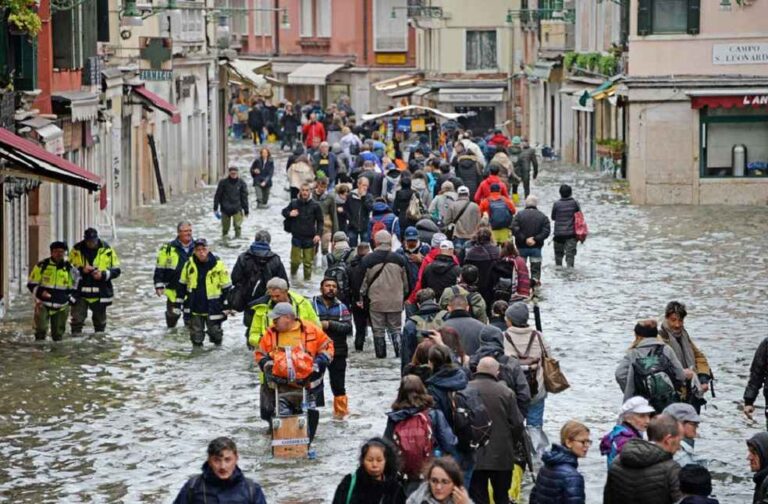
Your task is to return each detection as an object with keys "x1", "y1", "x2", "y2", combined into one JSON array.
[
  {"x1": 13, "y1": 36, "x2": 37, "y2": 91},
  {"x1": 637, "y1": 0, "x2": 651, "y2": 36},
  {"x1": 97, "y1": 0, "x2": 110, "y2": 42},
  {"x1": 687, "y1": 0, "x2": 700, "y2": 35}
]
